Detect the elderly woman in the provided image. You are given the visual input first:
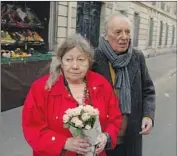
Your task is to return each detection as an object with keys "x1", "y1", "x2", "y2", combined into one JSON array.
[{"x1": 22, "y1": 34, "x2": 122, "y2": 156}]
